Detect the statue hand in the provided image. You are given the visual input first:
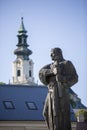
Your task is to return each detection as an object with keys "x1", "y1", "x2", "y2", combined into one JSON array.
[{"x1": 53, "y1": 68, "x2": 57, "y2": 75}]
